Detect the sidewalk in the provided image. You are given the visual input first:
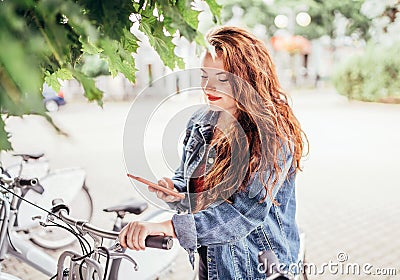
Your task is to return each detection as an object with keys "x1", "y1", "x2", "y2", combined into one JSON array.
[{"x1": 291, "y1": 87, "x2": 400, "y2": 279}]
